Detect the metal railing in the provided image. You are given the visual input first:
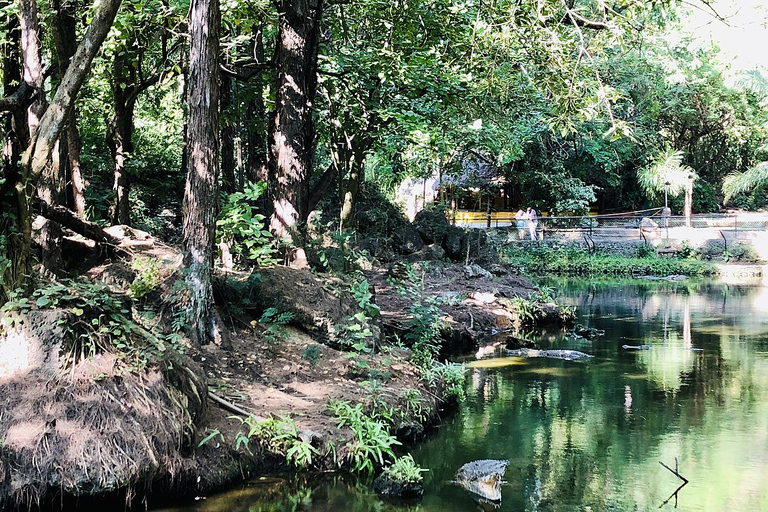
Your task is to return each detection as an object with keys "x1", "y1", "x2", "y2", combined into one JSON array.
[{"x1": 480, "y1": 211, "x2": 768, "y2": 241}]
